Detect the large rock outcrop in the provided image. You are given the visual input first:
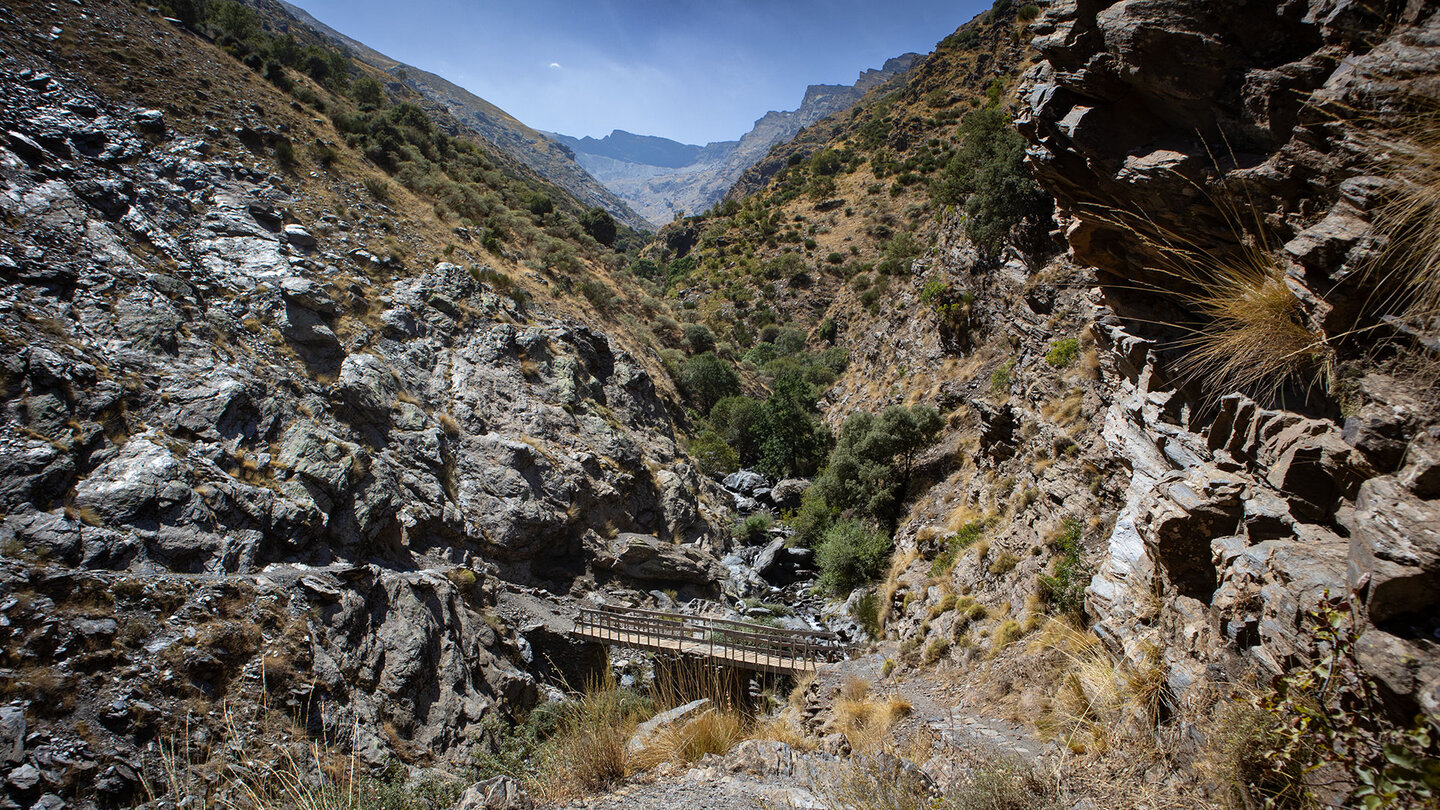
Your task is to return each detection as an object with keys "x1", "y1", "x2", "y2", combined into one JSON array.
[
  {"x1": 1017, "y1": 0, "x2": 1440, "y2": 718},
  {"x1": 0, "y1": 16, "x2": 729, "y2": 799}
]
